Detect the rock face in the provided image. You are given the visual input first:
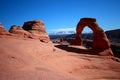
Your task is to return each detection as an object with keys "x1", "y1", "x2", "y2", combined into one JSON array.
[
  {"x1": 22, "y1": 20, "x2": 50, "y2": 42},
  {"x1": 74, "y1": 18, "x2": 113, "y2": 56},
  {"x1": 0, "y1": 20, "x2": 51, "y2": 43},
  {"x1": 0, "y1": 23, "x2": 9, "y2": 35},
  {"x1": 9, "y1": 25, "x2": 31, "y2": 38}
]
